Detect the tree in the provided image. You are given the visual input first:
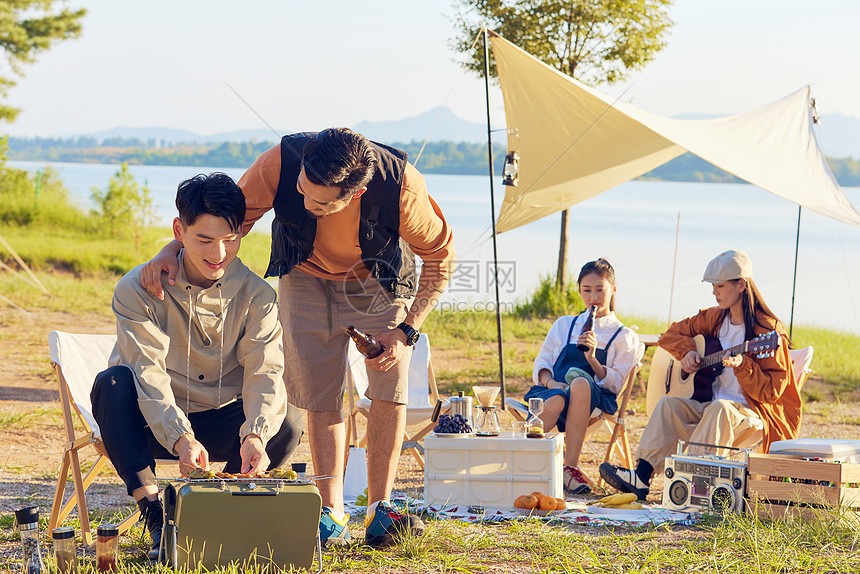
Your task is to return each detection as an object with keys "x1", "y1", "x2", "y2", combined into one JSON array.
[
  {"x1": 451, "y1": 0, "x2": 673, "y2": 290},
  {"x1": 0, "y1": 1, "x2": 86, "y2": 123},
  {"x1": 92, "y1": 163, "x2": 154, "y2": 247}
]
